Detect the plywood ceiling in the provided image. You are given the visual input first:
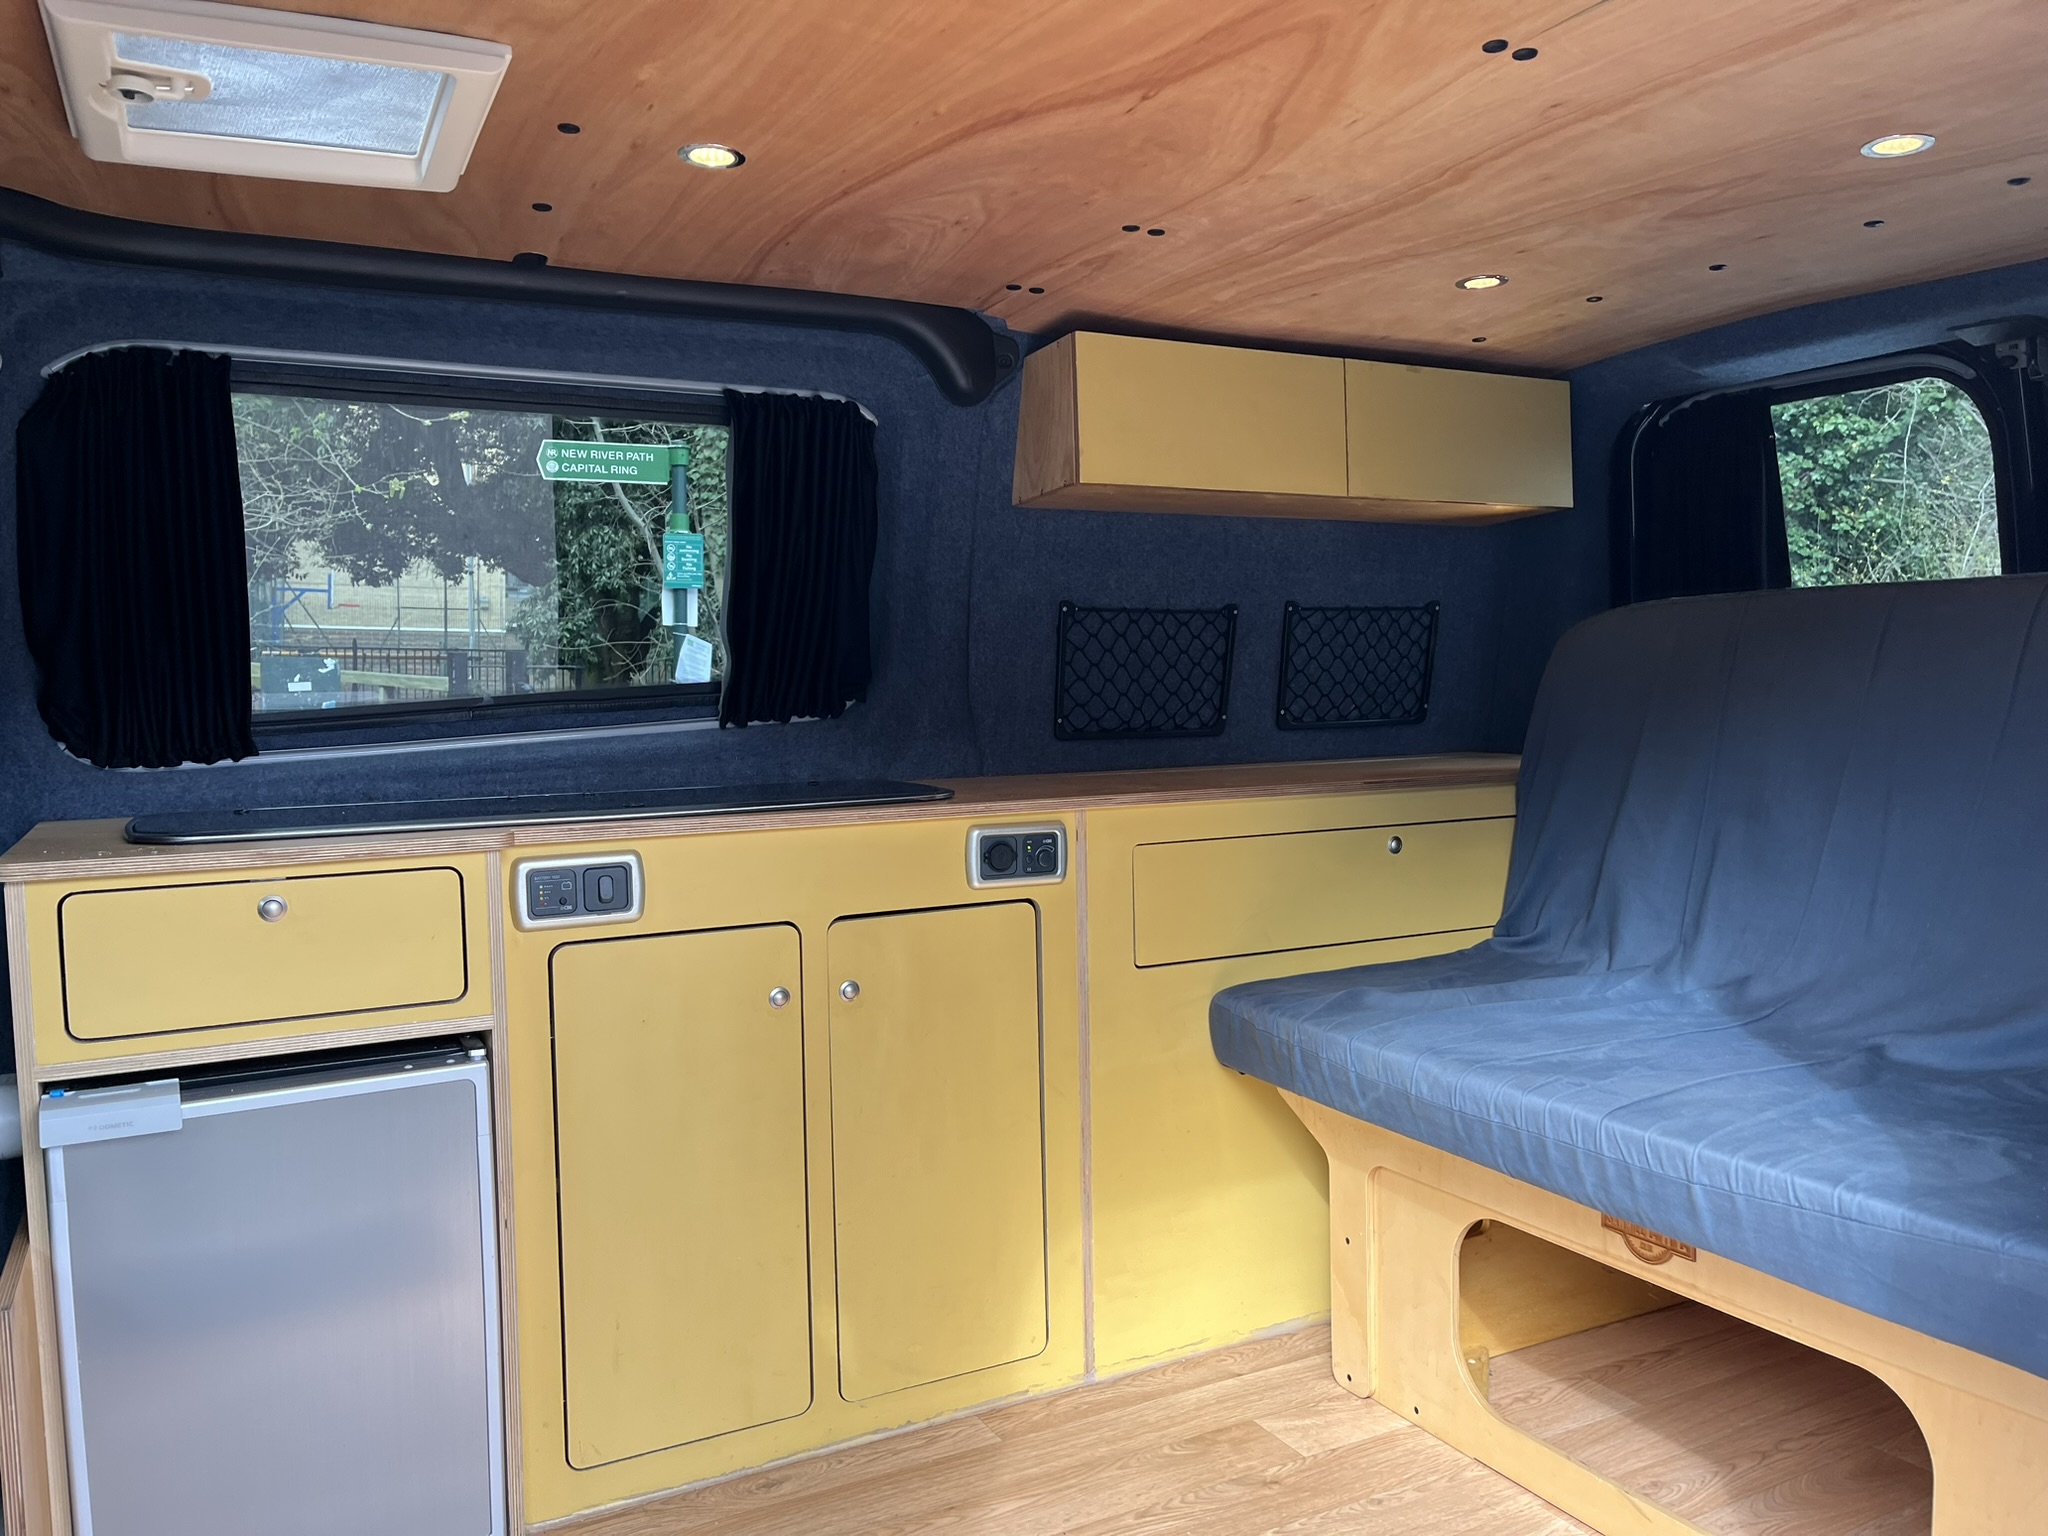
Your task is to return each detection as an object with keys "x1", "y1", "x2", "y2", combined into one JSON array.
[{"x1": 4, "y1": 0, "x2": 2047, "y2": 373}]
